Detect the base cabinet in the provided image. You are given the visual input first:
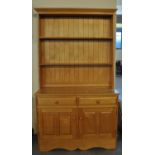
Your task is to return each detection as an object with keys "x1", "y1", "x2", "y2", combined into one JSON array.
[{"x1": 37, "y1": 96, "x2": 118, "y2": 151}]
